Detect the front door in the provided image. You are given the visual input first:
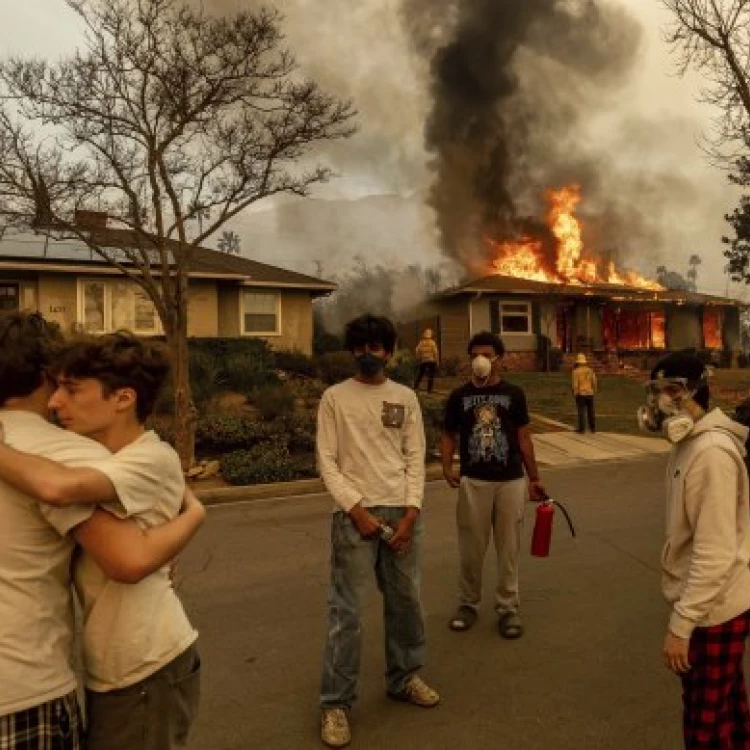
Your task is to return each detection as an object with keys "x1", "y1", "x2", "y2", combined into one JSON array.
[{"x1": 0, "y1": 283, "x2": 19, "y2": 312}]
